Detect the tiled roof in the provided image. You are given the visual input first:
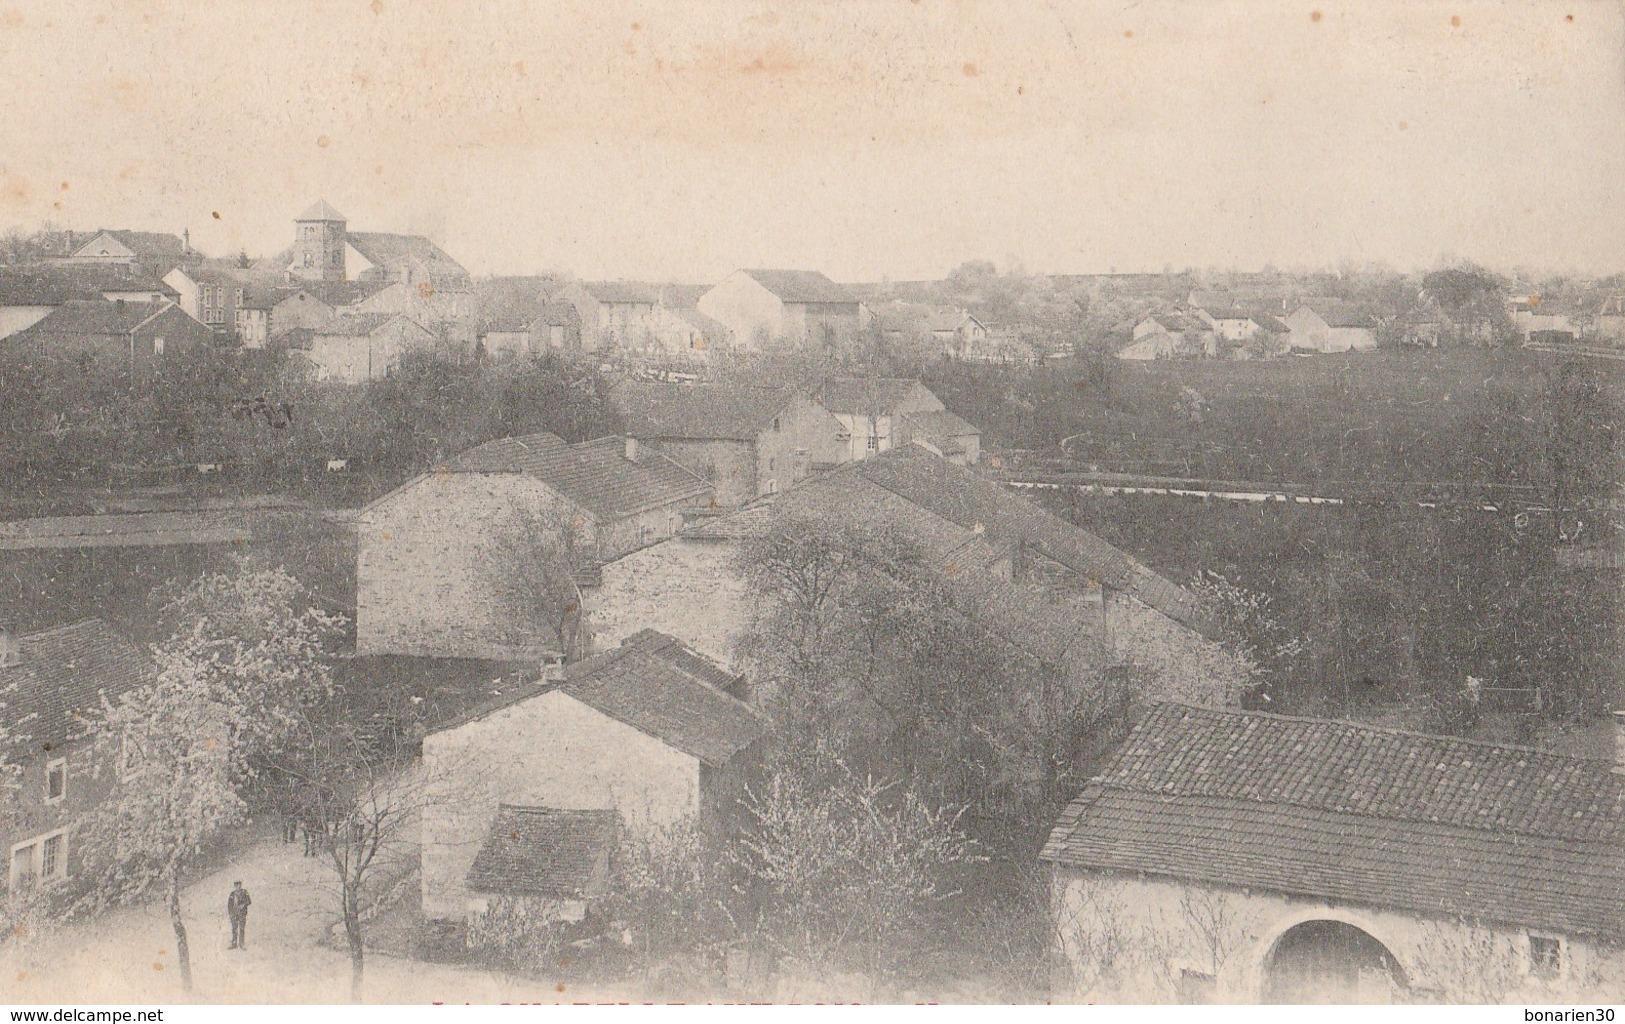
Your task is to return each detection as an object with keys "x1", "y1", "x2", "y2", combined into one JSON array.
[
  {"x1": 6, "y1": 299, "x2": 171, "y2": 341},
  {"x1": 1, "y1": 619, "x2": 151, "y2": 753},
  {"x1": 1041, "y1": 704, "x2": 1625, "y2": 939},
  {"x1": 742, "y1": 270, "x2": 856, "y2": 305},
  {"x1": 816, "y1": 378, "x2": 931, "y2": 415},
  {"x1": 446, "y1": 434, "x2": 710, "y2": 521},
  {"x1": 465, "y1": 805, "x2": 619, "y2": 899},
  {"x1": 280, "y1": 279, "x2": 395, "y2": 308},
  {"x1": 613, "y1": 382, "x2": 796, "y2": 442},
  {"x1": 899, "y1": 408, "x2": 981, "y2": 442},
  {"x1": 297, "y1": 199, "x2": 346, "y2": 222},
  {"x1": 529, "y1": 301, "x2": 580, "y2": 328},
  {"x1": 670, "y1": 307, "x2": 729, "y2": 336},
  {"x1": 1147, "y1": 312, "x2": 1200, "y2": 333},
  {"x1": 848, "y1": 448, "x2": 1215, "y2": 635},
  {"x1": 314, "y1": 312, "x2": 403, "y2": 337},
  {"x1": 345, "y1": 232, "x2": 468, "y2": 282},
  {"x1": 74, "y1": 230, "x2": 185, "y2": 260},
  {"x1": 0, "y1": 266, "x2": 171, "y2": 306},
  {"x1": 558, "y1": 629, "x2": 764, "y2": 766},
  {"x1": 573, "y1": 281, "x2": 662, "y2": 305},
  {"x1": 445, "y1": 432, "x2": 568, "y2": 474}
]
